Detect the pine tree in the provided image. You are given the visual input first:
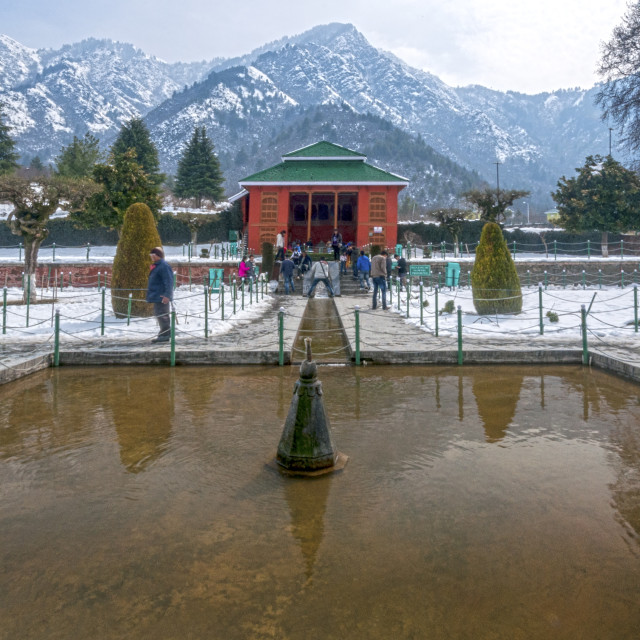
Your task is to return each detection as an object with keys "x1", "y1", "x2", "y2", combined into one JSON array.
[
  {"x1": 111, "y1": 118, "x2": 163, "y2": 186},
  {"x1": 471, "y1": 222, "x2": 522, "y2": 315},
  {"x1": 552, "y1": 154, "x2": 640, "y2": 257},
  {"x1": 55, "y1": 132, "x2": 102, "y2": 178},
  {"x1": 174, "y1": 126, "x2": 224, "y2": 208},
  {"x1": 0, "y1": 107, "x2": 19, "y2": 175},
  {"x1": 111, "y1": 202, "x2": 162, "y2": 317},
  {"x1": 75, "y1": 149, "x2": 162, "y2": 232}
]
